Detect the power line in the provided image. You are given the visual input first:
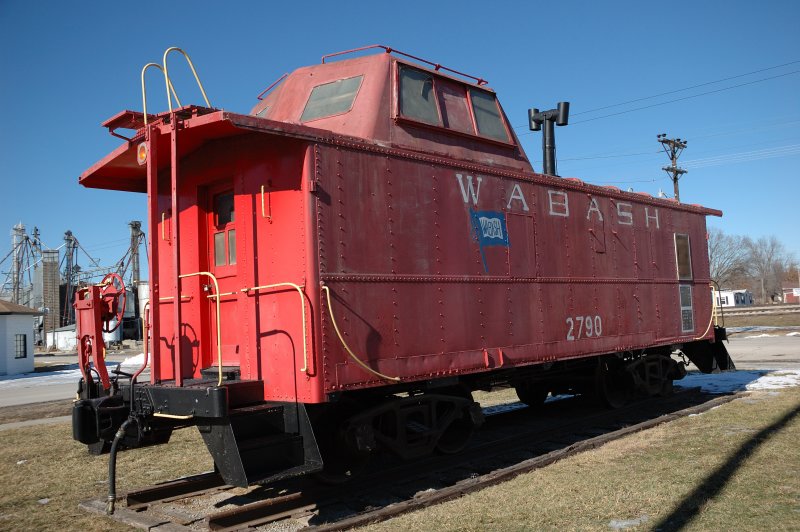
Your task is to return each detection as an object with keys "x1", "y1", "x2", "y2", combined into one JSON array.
[
  {"x1": 683, "y1": 144, "x2": 800, "y2": 169},
  {"x1": 571, "y1": 59, "x2": 800, "y2": 116},
  {"x1": 514, "y1": 68, "x2": 800, "y2": 134},
  {"x1": 548, "y1": 116, "x2": 800, "y2": 165},
  {"x1": 569, "y1": 70, "x2": 800, "y2": 125},
  {"x1": 559, "y1": 150, "x2": 659, "y2": 162}
]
